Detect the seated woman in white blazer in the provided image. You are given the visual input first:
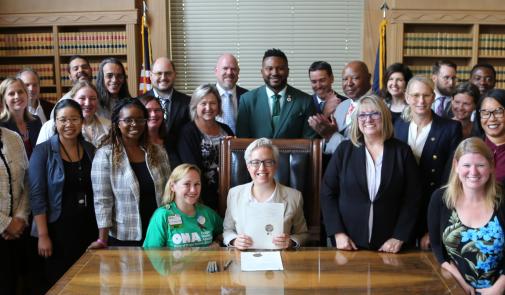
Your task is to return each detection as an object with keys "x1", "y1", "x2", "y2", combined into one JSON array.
[{"x1": 223, "y1": 138, "x2": 308, "y2": 249}]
